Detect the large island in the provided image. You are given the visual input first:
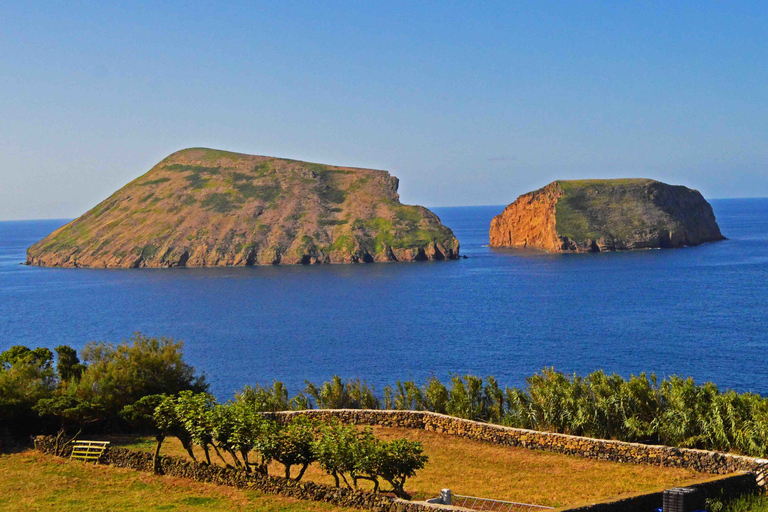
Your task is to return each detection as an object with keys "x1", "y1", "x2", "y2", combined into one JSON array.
[
  {"x1": 26, "y1": 148, "x2": 459, "y2": 267},
  {"x1": 489, "y1": 179, "x2": 725, "y2": 252}
]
